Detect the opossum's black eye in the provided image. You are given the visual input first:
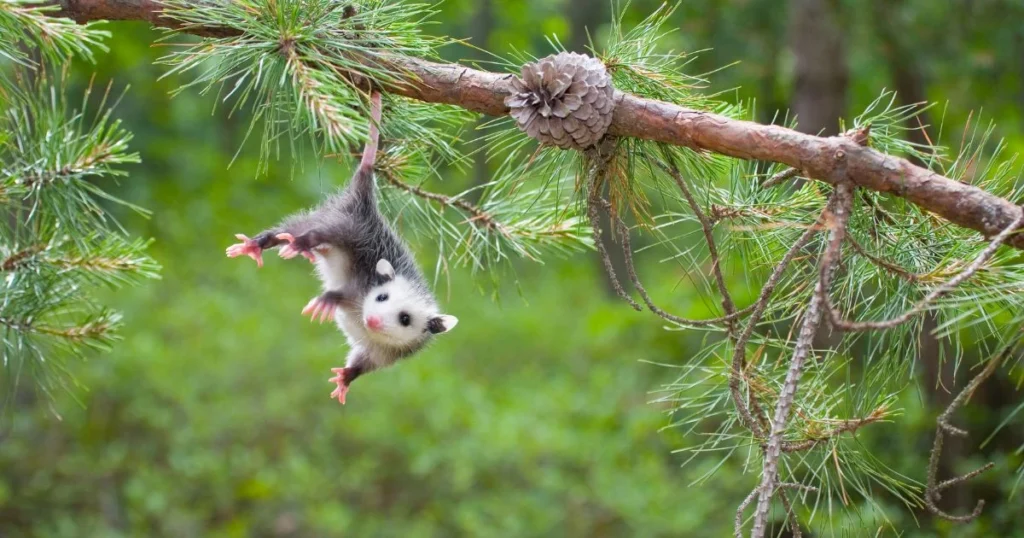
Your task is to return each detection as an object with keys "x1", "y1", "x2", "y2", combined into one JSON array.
[
  {"x1": 398, "y1": 312, "x2": 411, "y2": 327},
  {"x1": 376, "y1": 293, "x2": 388, "y2": 302}
]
